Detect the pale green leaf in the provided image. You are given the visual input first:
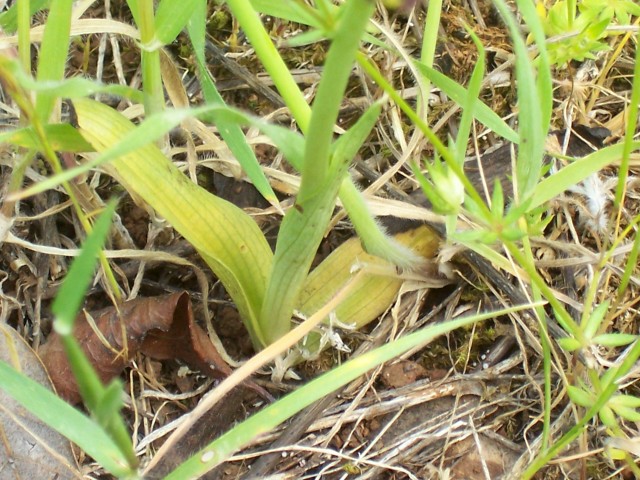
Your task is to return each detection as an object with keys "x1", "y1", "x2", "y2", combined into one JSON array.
[
  {"x1": 592, "y1": 333, "x2": 638, "y2": 348},
  {"x1": 567, "y1": 385, "x2": 594, "y2": 407}
]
